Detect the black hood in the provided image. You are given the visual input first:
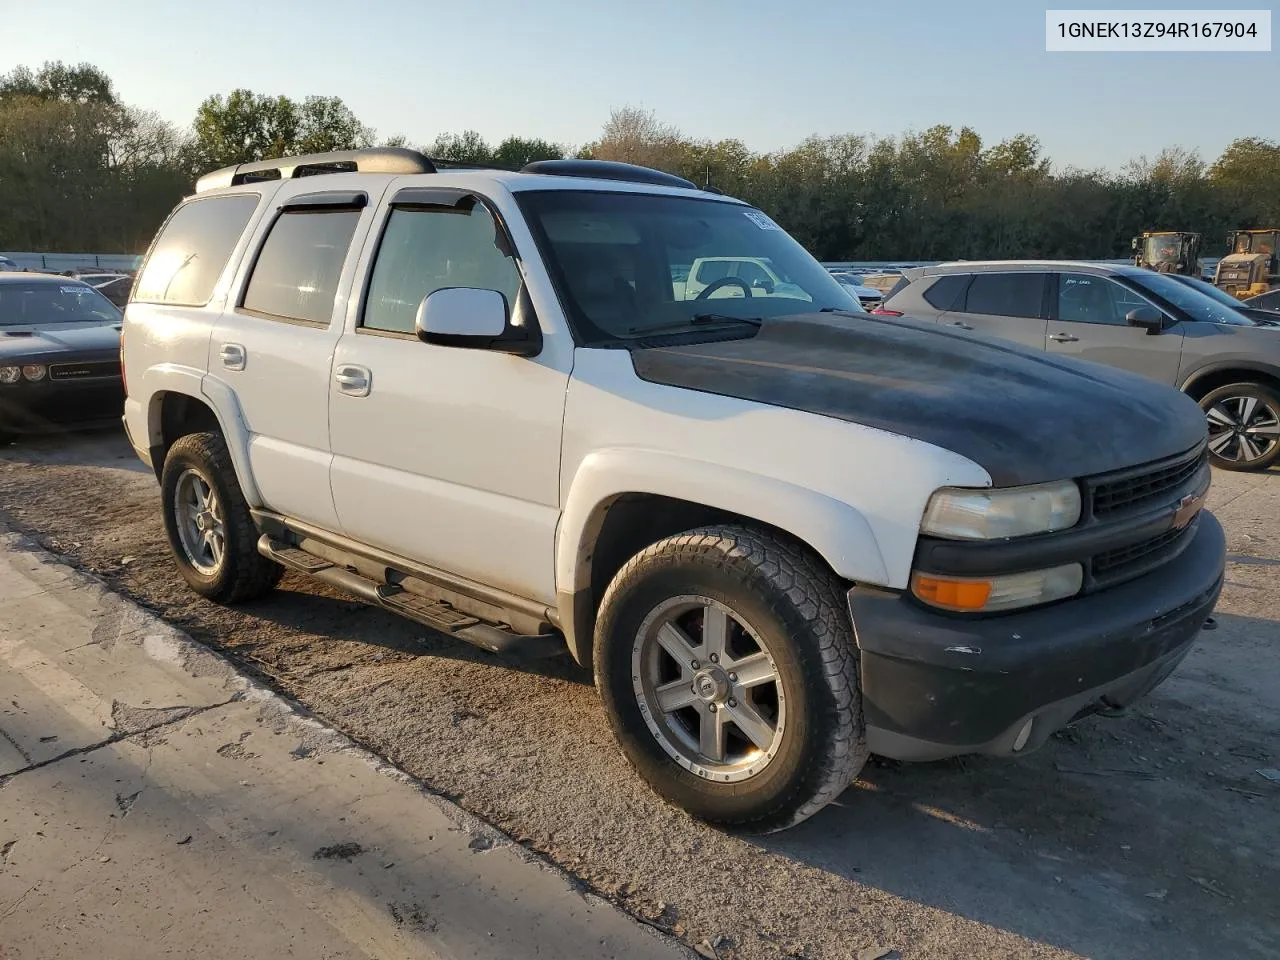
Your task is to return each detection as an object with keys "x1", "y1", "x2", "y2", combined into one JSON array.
[
  {"x1": 0, "y1": 322, "x2": 121, "y2": 362},
  {"x1": 629, "y1": 313, "x2": 1207, "y2": 486}
]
